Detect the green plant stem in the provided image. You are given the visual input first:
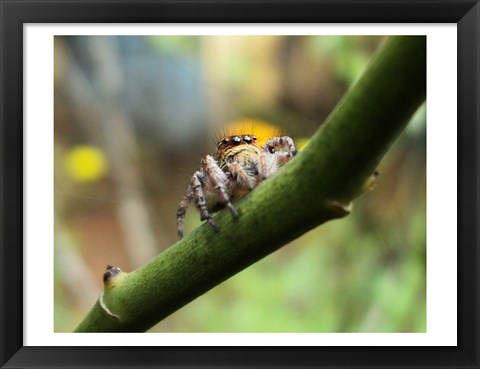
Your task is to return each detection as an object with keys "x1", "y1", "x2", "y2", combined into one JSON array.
[{"x1": 75, "y1": 36, "x2": 426, "y2": 332}]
